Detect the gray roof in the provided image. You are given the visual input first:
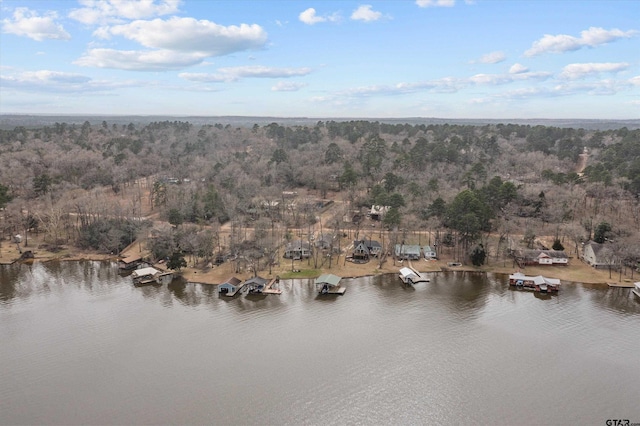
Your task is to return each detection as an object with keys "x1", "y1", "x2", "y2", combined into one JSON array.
[{"x1": 315, "y1": 274, "x2": 342, "y2": 287}]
